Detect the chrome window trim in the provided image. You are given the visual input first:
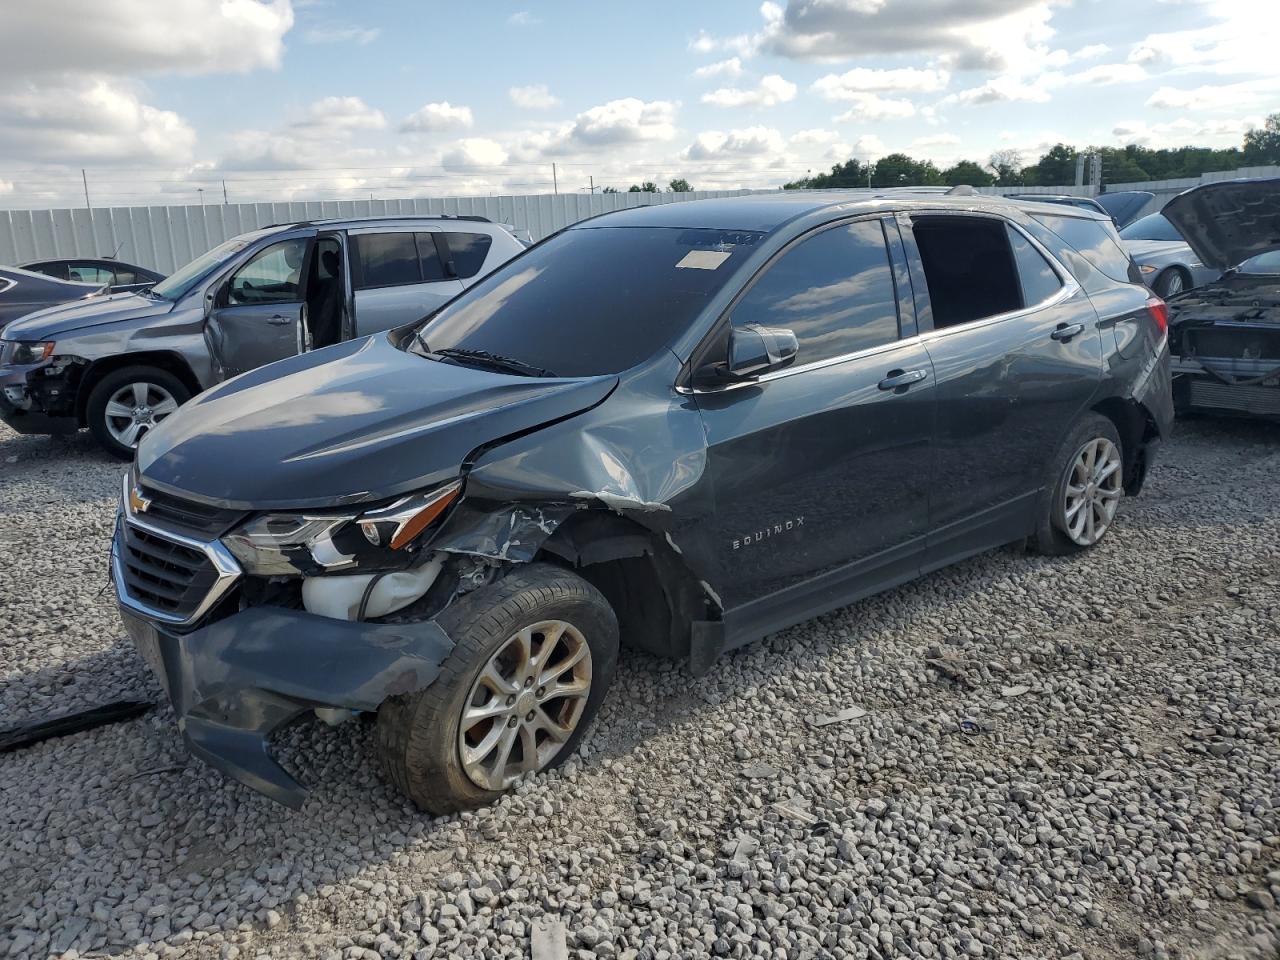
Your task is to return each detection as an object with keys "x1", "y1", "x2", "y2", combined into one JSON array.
[
  {"x1": 0, "y1": 277, "x2": 15, "y2": 295},
  {"x1": 112, "y1": 475, "x2": 242, "y2": 627},
  {"x1": 679, "y1": 335, "x2": 924, "y2": 395}
]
